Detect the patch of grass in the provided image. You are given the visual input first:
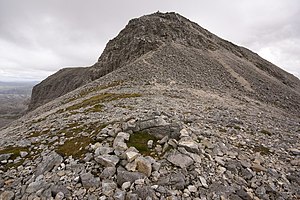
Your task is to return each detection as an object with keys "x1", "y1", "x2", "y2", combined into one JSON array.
[
  {"x1": 127, "y1": 131, "x2": 158, "y2": 156},
  {"x1": 253, "y1": 145, "x2": 271, "y2": 155},
  {"x1": 65, "y1": 93, "x2": 141, "y2": 112},
  {"x1": 28, "y1": 129, "x2": 50, "y2": 138},
  {"x1": 56, "y1": 136, "x2": 93, "y2": 159},
  {"x1": 85, "y1": 104, "x2": 104, "y2": 113},
  {"x1": 219, "y1": 128, "x2": 227, "y2": 133},
  {"x1": 260, "y1": 129, "x2": 272, "y2": 136},
  {"x1": 0, "y1": 146, "x2": 29, "y2": 160},
  {"x1": 64, "y1": 81, "x2": 123, "y2": 103}
]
